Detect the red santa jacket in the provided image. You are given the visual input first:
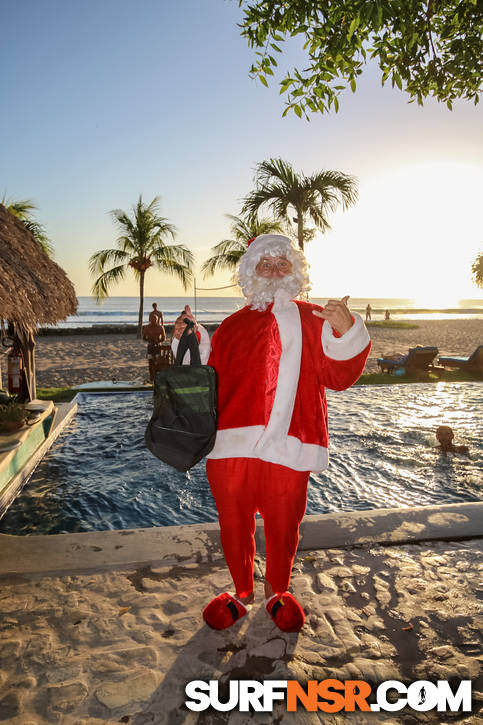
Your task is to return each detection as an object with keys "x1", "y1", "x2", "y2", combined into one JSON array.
[{"x1": 207, "y1": 290, "x2": 371, "y2": 472}]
